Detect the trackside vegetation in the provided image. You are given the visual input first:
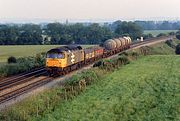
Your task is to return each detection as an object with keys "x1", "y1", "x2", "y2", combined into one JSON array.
[
  {"x1": 0, "y1": 53, "x2": 45, "y2": 77},
  {"x1": 0, "y1": 40, "x2": 180, "y2": 121}
]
